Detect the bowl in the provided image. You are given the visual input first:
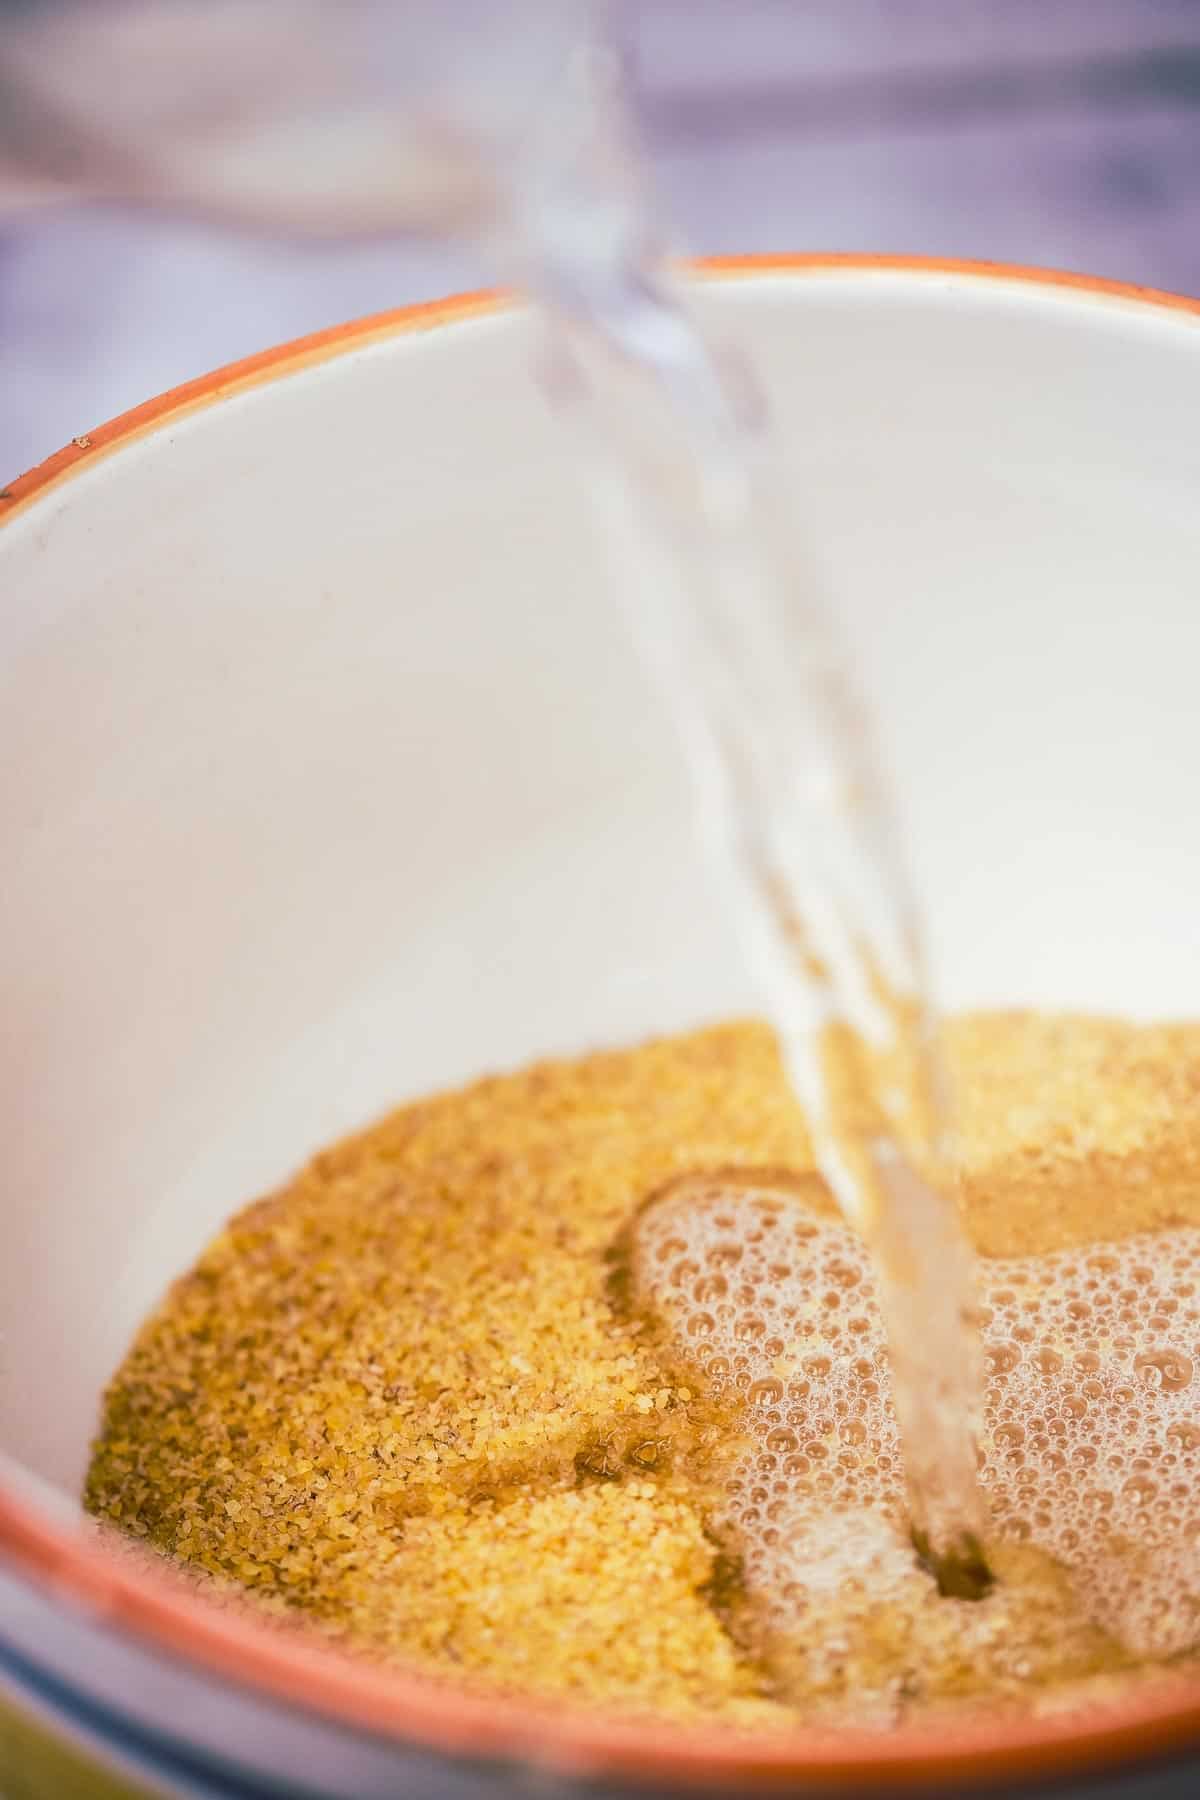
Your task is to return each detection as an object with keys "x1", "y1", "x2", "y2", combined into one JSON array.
[{"x1": 3, "y1": 256, "x2": 1200, "y2": 1797}]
